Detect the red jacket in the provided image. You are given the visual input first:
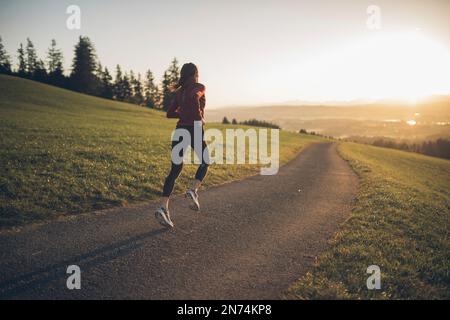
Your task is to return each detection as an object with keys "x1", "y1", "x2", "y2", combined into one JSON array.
[{"x1": 166, "y1": 79, "x2": 206, "y2": 126}]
